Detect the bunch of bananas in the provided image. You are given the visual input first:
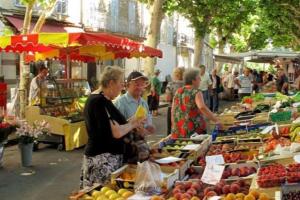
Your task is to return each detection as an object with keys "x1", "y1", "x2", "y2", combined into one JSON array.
[{"x1": 289, "y1": 123, "x2": 300, "y2": 142}]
